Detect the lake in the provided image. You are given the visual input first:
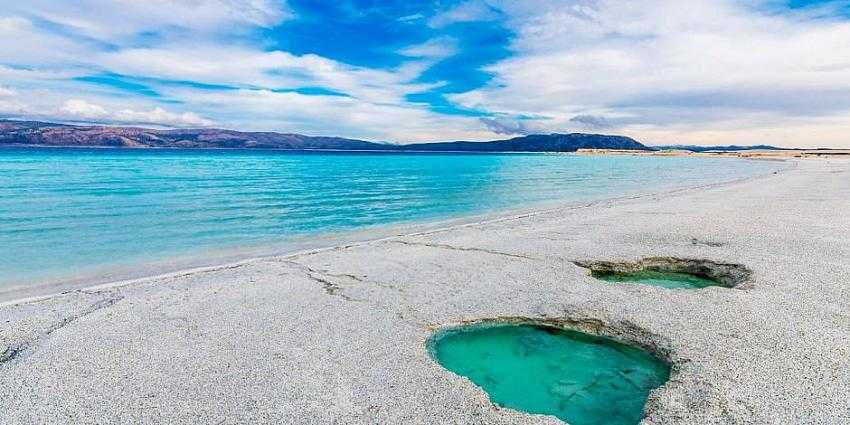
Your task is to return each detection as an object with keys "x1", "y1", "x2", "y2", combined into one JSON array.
[{"x1": 0, "y1": 148, "x2": 781, "y2": 297}]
